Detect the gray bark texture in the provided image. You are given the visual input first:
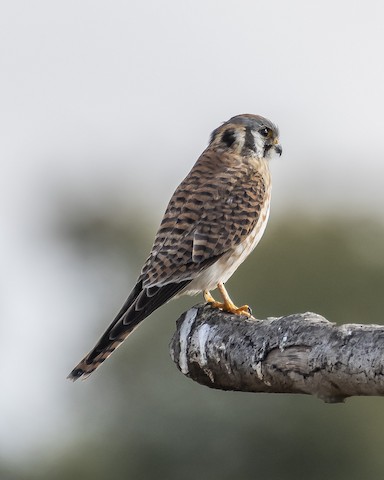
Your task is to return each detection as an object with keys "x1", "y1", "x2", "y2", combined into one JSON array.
[{"x1": 169, "y1": 304, "x2": 384, "y2": 403}]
